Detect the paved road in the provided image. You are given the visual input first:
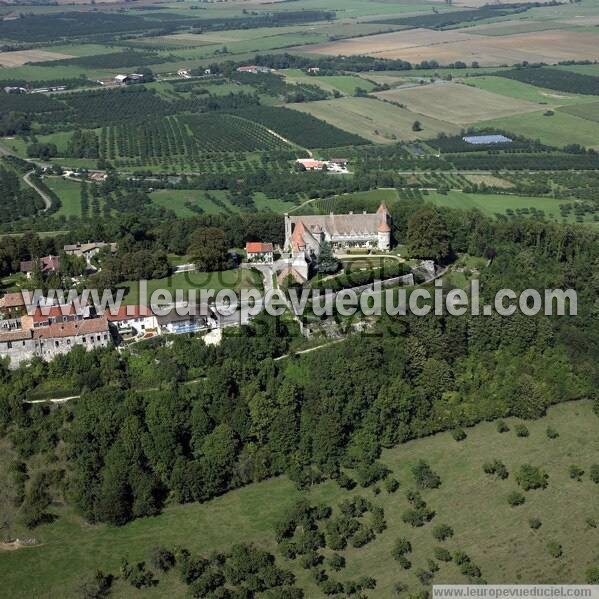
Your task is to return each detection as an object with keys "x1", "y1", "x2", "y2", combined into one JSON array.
[{"x1": 23, "y1": 170, "x2": 53, "y2": 212}]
